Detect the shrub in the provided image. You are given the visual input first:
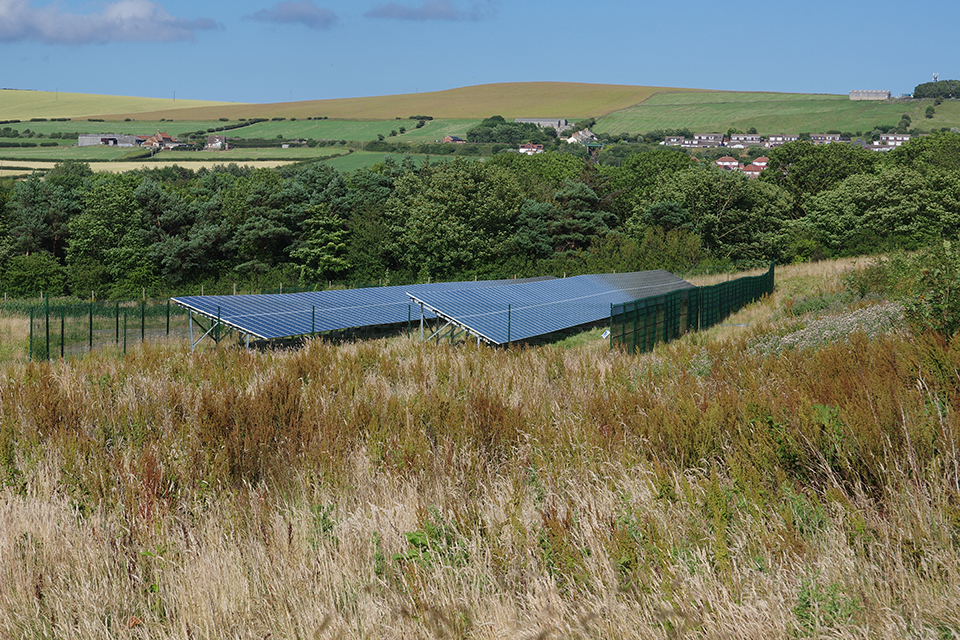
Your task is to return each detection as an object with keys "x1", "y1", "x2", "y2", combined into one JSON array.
[
  {"x1": 1, "y1": 252, "x2": 66, "y2": 297},
  {"x1": 903, "y1": 241, "x2": 960, "y2": 336}
]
